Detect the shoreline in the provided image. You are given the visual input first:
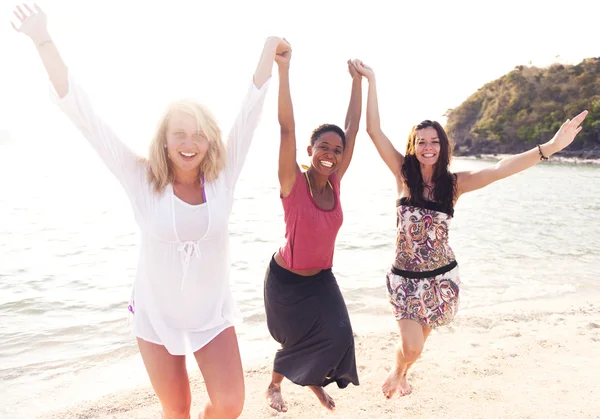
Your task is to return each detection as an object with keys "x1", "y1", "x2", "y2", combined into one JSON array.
[
  {"x1": 43, "y1": 290, "x2": 600, "y2": 419},
  {"x1": 454, "y1": 152, "x2": 600, "y2": 165}
]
